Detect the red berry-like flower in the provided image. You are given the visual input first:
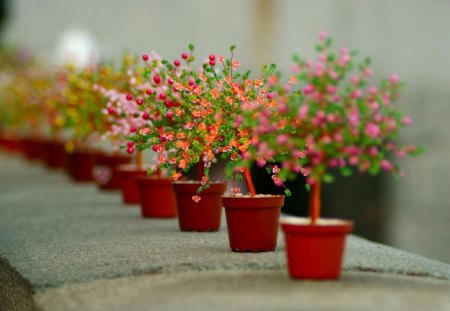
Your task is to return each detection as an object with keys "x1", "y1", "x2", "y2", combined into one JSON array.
[
  {"x1": 160, "y1": 136, "x2": 167, "y2": 143},
  {"x1": 159, "y1": 93, "x2": 166, "y2": 100},
  {"x1": 209, "y1": 54, "x2": 215, "y2": 61},
  {"x1": 166, "y1": 111, "x2": 174, "y2": 119},
  {"x1": 107, "y1": 107, "x2": 115, "y2": 114},
  {"x1": 167, "y1": 78, "x2": 174, "y2": 85},
  {"x1": 145, "y1": 89, "x2": 152, "y2": 95},
  {"x1": 136, "y1": 98, "x2": 143, "y2": 105},
  {"x1": 153, "y1": 75, "x2": 161, "y2": 84},
  {"x1": 188, "y1": 79, "x2": 195, "y2": 86},
  {"x1": 126, "y1": 94, "x2": 133, "y2": 101},
  {"x1": 165, "y1": 99, "x2": 173, "y2": 108},
  {"x1": 174, "y1": 59, "x2": 181, "y2": 66},
  {"x1": 127, "y1": 147, "x2": 134, "y2": 154},
  {"x1": 152, "y1": 145, "x2": 158, "y2": 152},
  {"x1": 181, "y1": 53, "x2": 188, "y2": 60},
  {"x1": 267, "y1": 93, "x2": 273, "y2": 99},
  {"x1": 209, "y1": 60, "x2": 215, "y2": 66},
  {"x1": 127, "y1": 141, "x2": 134, "y2": 147},
  {"x1": 130, "y1": 127, "x2": 137, "y2": 133},
  {"x1": 142, "y1": 53, "x2": 149, "y2": 61},
  {"x1": 142, "y1": 112, "x2": 150, "y2": 120}
]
